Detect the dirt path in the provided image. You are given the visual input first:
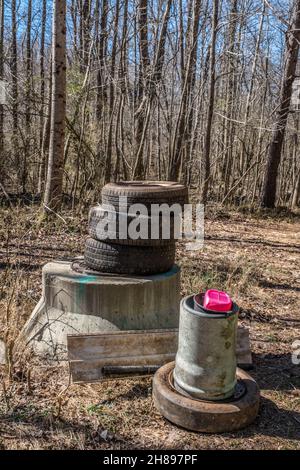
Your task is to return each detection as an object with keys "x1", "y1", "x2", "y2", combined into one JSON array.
[{"x1": 0, "y1": 208, "x2": 299, "y2": 449}]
